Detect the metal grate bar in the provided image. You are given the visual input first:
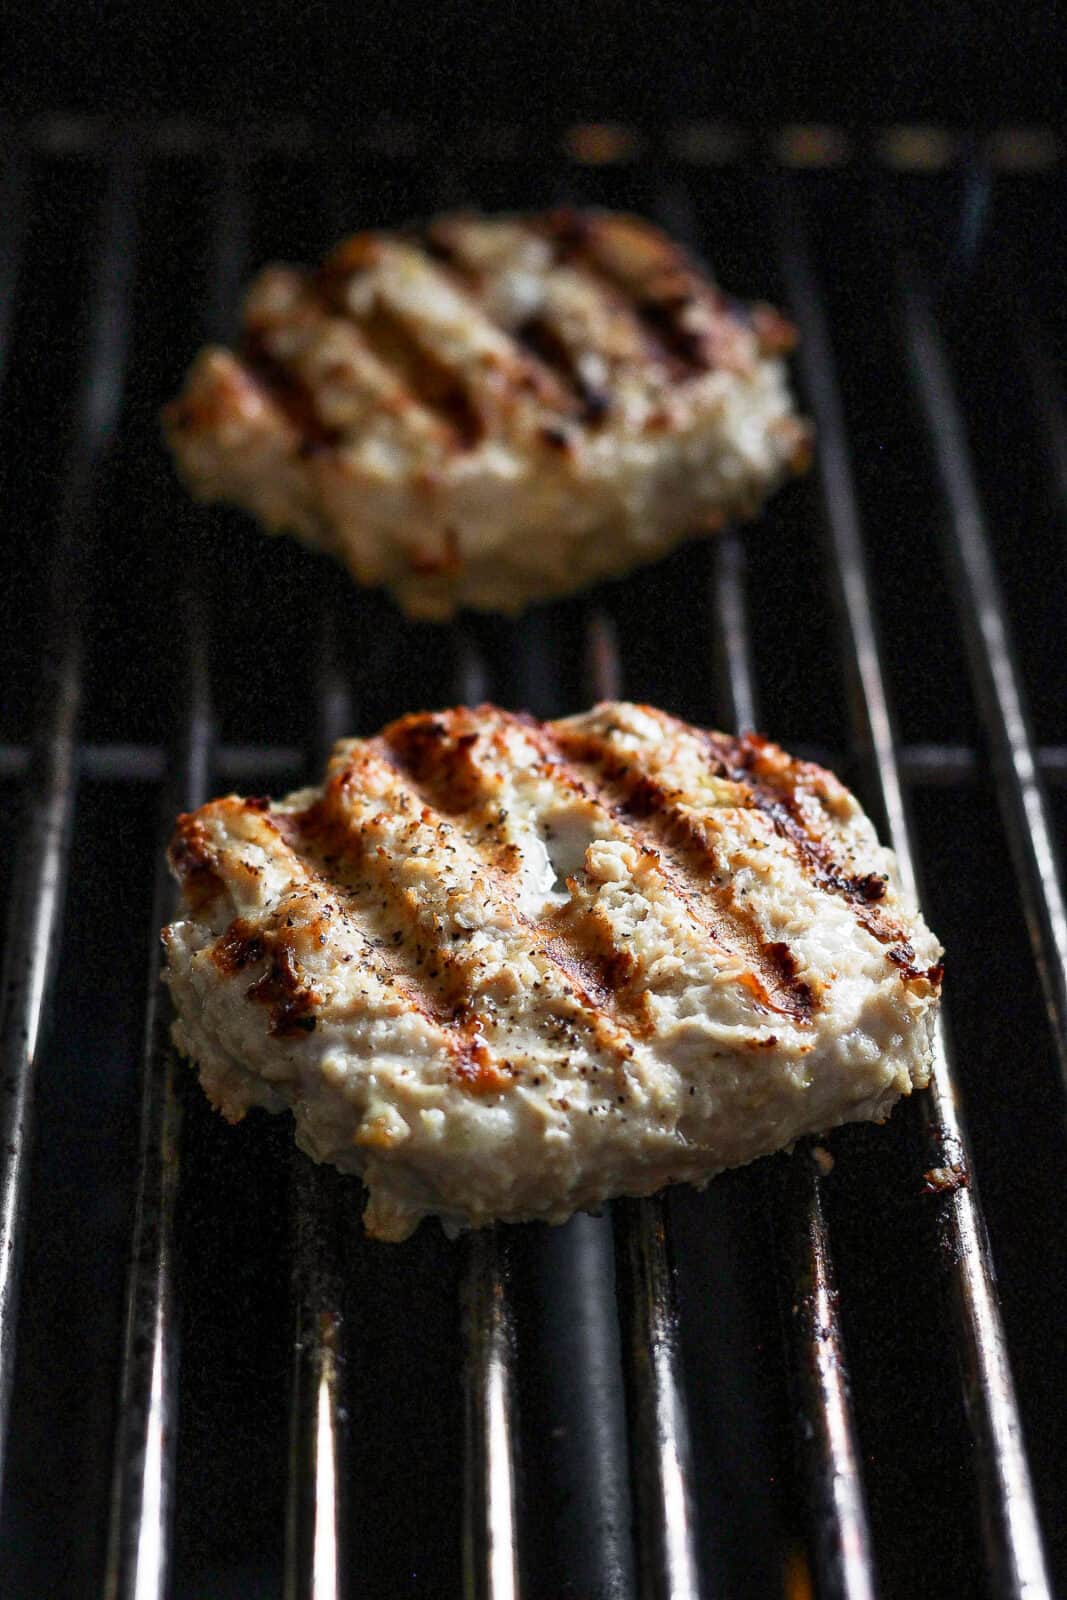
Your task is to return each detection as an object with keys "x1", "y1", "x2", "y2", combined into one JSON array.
[
  {"x1": 105, "y1": 147, "x2": 246, "y2": 1600},
  {"x1": 711, "y1": 531, "x2": 758, "y2": 734},
  {"x1": 709, "y1": 531, "x2": 878, "y2": 1600},
  {"x1": 284, "y1": 602, "x2": 351, "y2": 1600},
  {"x1": 583, "y1": 610, "x2": 701, "y2": 1600},
  {"x1": 285, "y1": 1175, "x2": 346, "y2": 1600},
  {"x1": 778, "y1": 1158, "x2": 877, "y2": 1600},
  {"x1": 779, "y1": 202, "x2": 1053, "y2": 1599},
  {"x1": 104, "y1": 589, "x2": 211, "y2": 1600},
  {"x1": 461, "y1": 1226, "x2": 520, "y2": 1600},
  {"x1": 7, "y1": 738, "x2": 1067, "y2": 789},
  {"x1": 0, "y1": 149, "x2": 140, "y2": 1505},
  {"x1": 613, "y1": 1196, "x2": 700, "y2": 1600},
  {"x1": 453, "y1": 632, "x2": 521, "y2": 1600},
  {"x1": 899, "y1": 262, "x2": 1067, "y2": 1095}
]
